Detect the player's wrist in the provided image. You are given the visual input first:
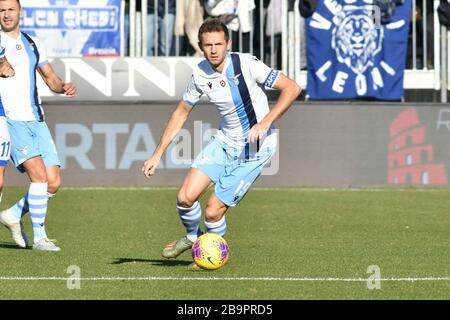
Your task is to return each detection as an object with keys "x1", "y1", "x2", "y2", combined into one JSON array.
[
  {"x1": 259, "y1": 118, "x2": 272, "y2": 129},
  {"x1": 0, "y1": 56, "x2": 6, "y2": 64},
  {"x1": 151, "y1": 153, "x2": 163, "y2": 162}
]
